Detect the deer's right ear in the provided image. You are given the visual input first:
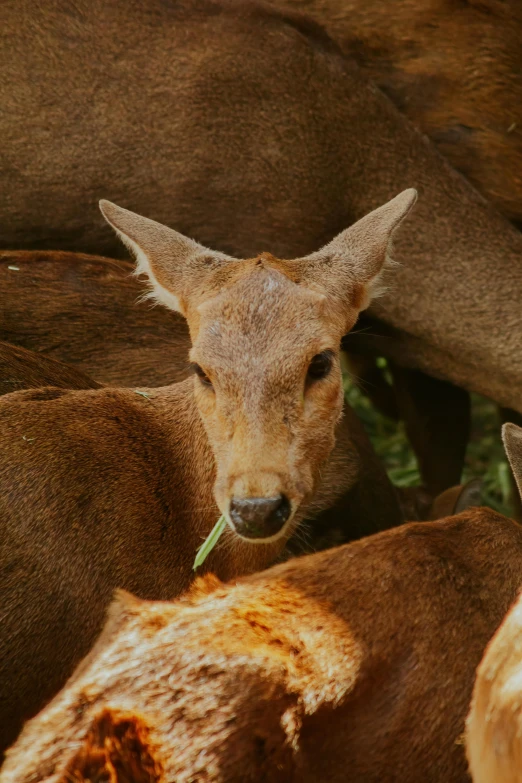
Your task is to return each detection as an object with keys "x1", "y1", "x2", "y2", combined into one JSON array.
[
  {"x1": 99, "y1": 201, "x2": 231, "y2": 316},
  {"x1": 502, "y1": 423, "x2": 522, "y2": 501},
  {"x1": 290, "y1": 189, "x2": 417, "y2": 330}
]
